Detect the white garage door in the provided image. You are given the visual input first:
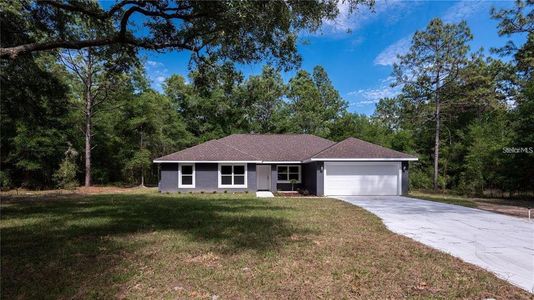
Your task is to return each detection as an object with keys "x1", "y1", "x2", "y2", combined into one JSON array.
[{"x1": 324, "y1": 162, "x2": 401, "y2": 195}]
